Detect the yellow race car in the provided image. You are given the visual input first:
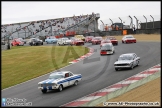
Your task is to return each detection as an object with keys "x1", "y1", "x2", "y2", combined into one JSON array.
[{"x1": 74, "y1": 35, "x2": 85, "y2": 41}]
